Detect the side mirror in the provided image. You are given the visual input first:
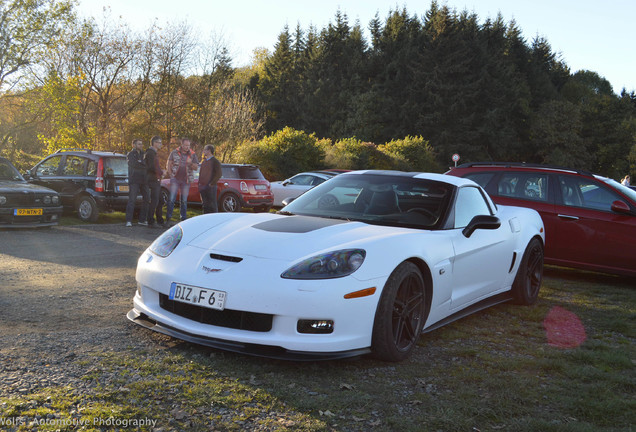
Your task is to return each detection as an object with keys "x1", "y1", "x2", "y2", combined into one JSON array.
[
  {"x1": 611, "y1": 200, "x2": 631, "y2": 214},
  {"x1": 281, "y1": 196, "x2": 296, "y2": 206},
  {"x1": 462, "y1": 215, "x2": 501, "y2": 238},
  {"x1": 282, "y1": 180, "x2": 291, "y2": 186}
]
